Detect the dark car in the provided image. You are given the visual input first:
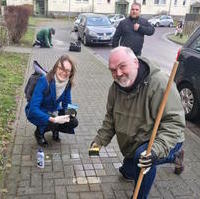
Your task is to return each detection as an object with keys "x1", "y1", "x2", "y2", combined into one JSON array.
[
  {"x1": 175, "y1": 26, "x2": 200, "y2": 121},
  {"x1": 77, "y1": 13, "x2": 116, "y2": 46}
]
